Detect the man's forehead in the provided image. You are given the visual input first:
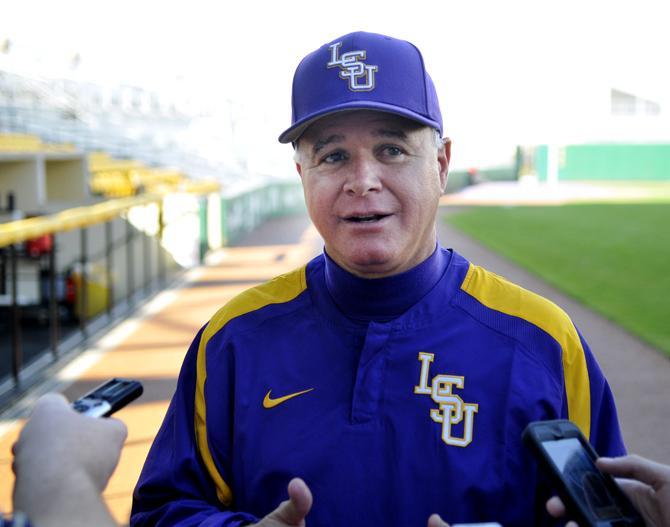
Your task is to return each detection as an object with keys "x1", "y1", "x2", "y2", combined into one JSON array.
[{"x1": 301, "y1": 110, "x2": 425, "y2": 143}]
